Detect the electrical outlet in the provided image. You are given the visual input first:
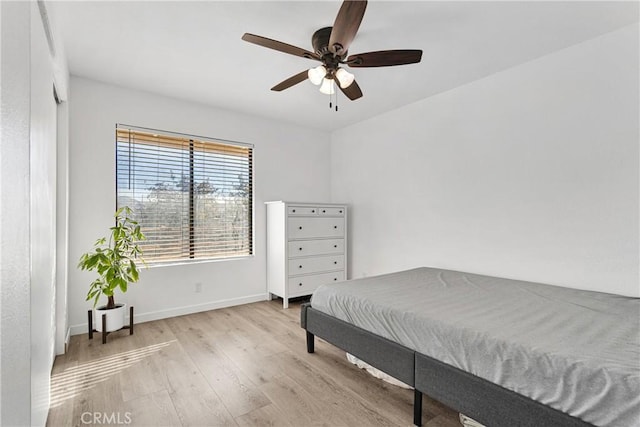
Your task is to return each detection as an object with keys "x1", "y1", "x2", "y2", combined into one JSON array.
[{"x1": 195, "y1": 282, "x2": 202, "y2": 293}]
